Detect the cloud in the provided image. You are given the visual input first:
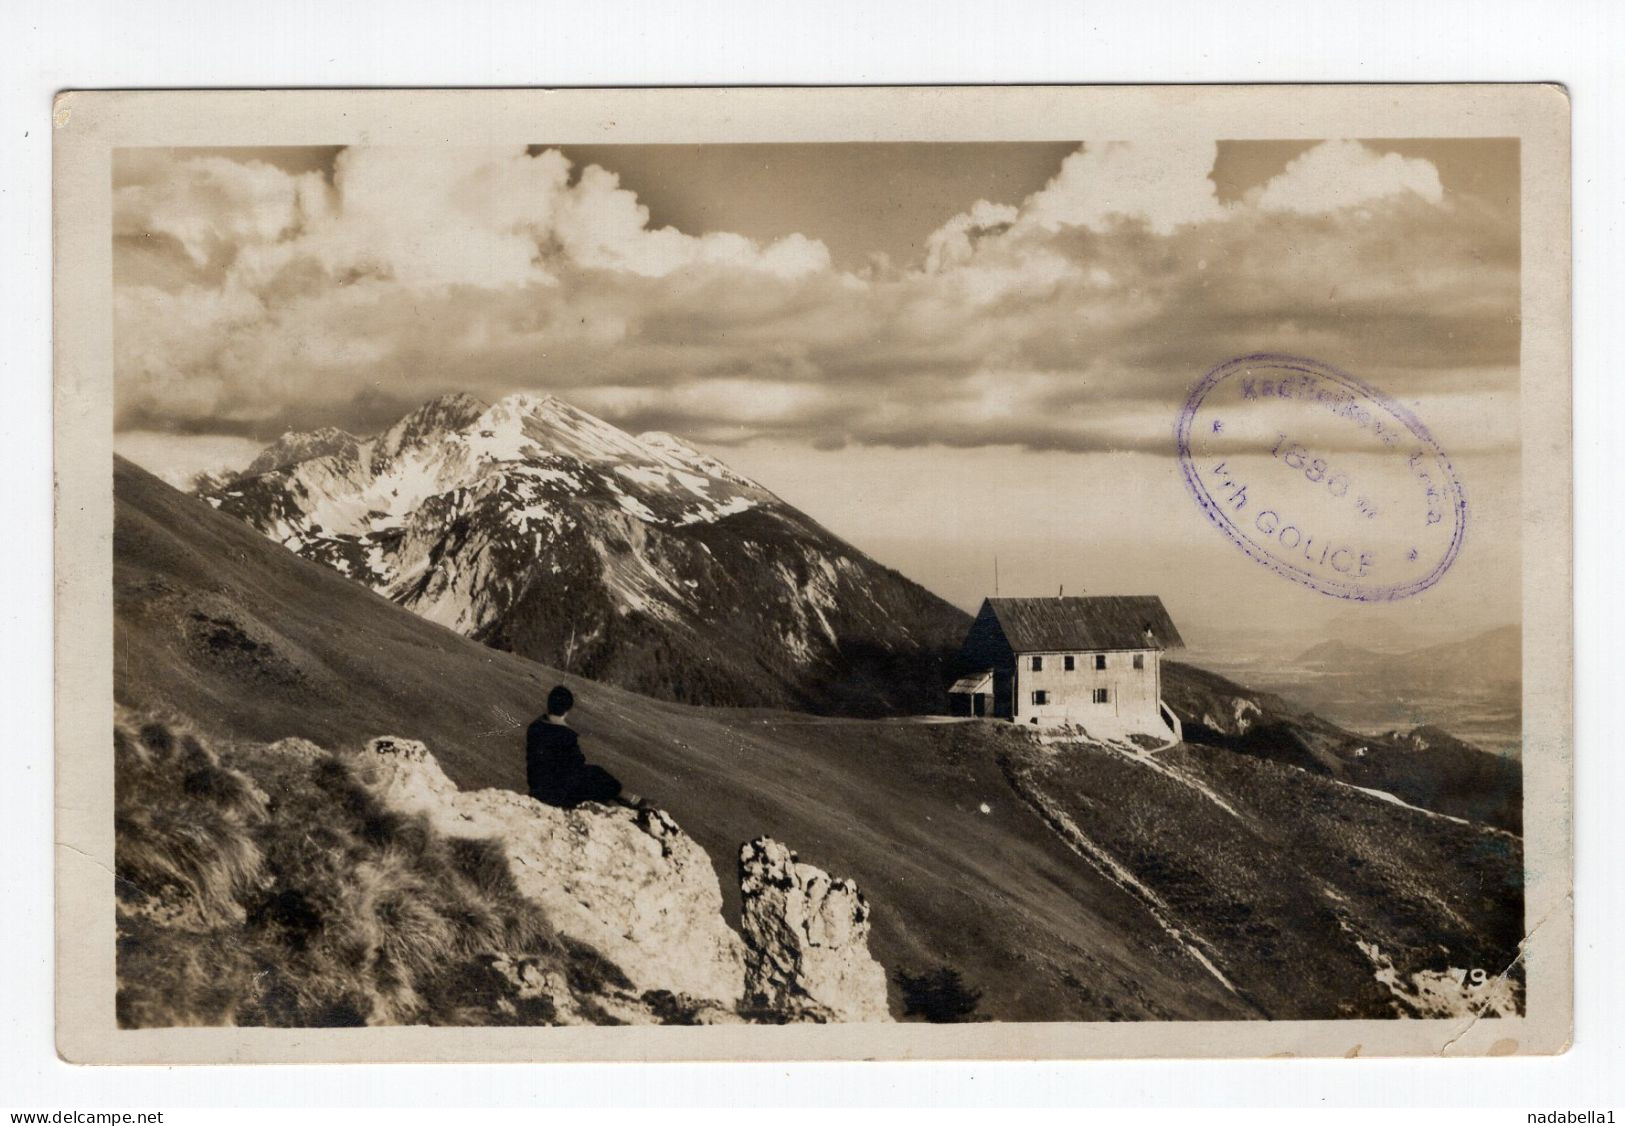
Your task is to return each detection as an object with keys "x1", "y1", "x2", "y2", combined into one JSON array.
[
  {"x1": 113, "y1": 430, "x2": 267, "y2": 489},
  {"x1": 298, "y1": 145, "x2": 572, "y2": 289},
  {"x1": 923, "y1": 199, "x2": 1019, "y2": 272},
  {"x1": 113, "y1": 140, "x2": 1517, "y2": 463},
  {"x1": 554, "y1": 163, "x2": 830, "y2": 280},
  {"x1": 114, "y1": 152, "x2": 328, "y2": 269},
  {"x1": 1014, "y1": 140, "x2": 1228, "y2": 235},
  {"x1": 1253, "y1": 139, "x2": 1445, "y2": 214}
]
